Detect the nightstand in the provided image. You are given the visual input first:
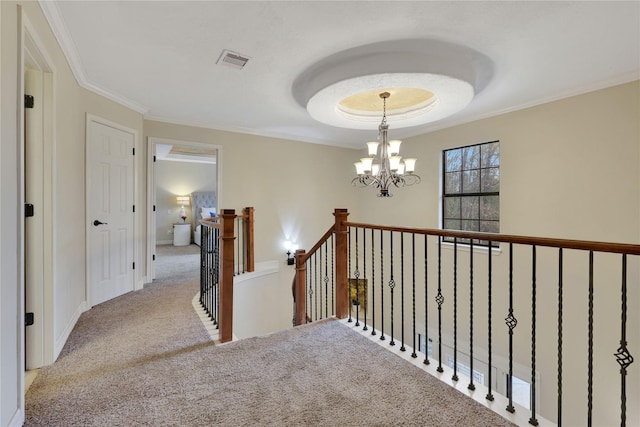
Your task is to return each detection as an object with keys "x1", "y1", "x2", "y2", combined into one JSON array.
[{"x1": 173, "y1": 223, "x2": 191, "y2": 246}]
